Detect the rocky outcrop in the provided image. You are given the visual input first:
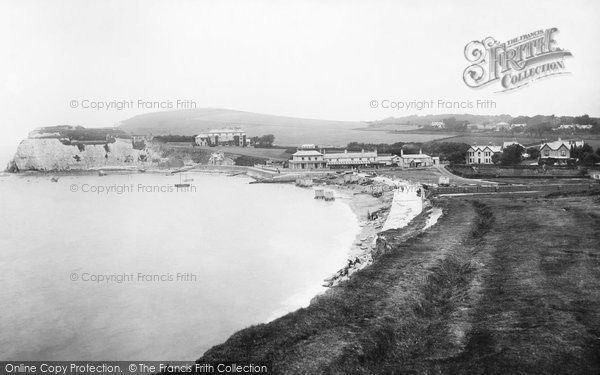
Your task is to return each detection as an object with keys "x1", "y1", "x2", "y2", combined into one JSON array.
[{"x1": 10, "y1": 138, "x2": 162, "y2": 172}]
